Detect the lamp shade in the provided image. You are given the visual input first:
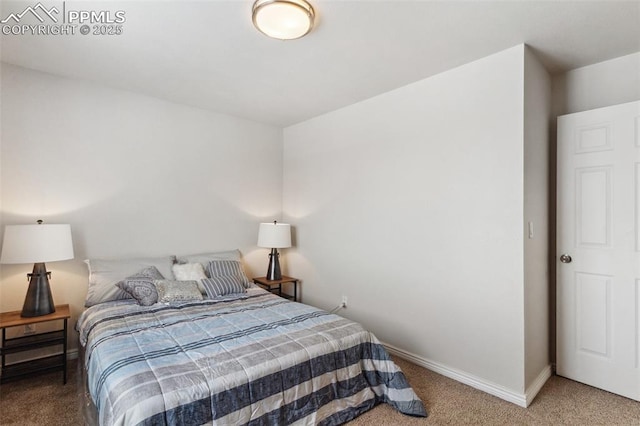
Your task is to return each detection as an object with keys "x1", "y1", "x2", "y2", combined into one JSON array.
[
  {"x1": 1, "y1": 224, "x2": 74, "y2": 264},
  {"x1": 252, "y1": 0, "x2": 315, "y2": 40},
  {"x1": 257, "y1": 222, "x2": 291, "y2": 248}
]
